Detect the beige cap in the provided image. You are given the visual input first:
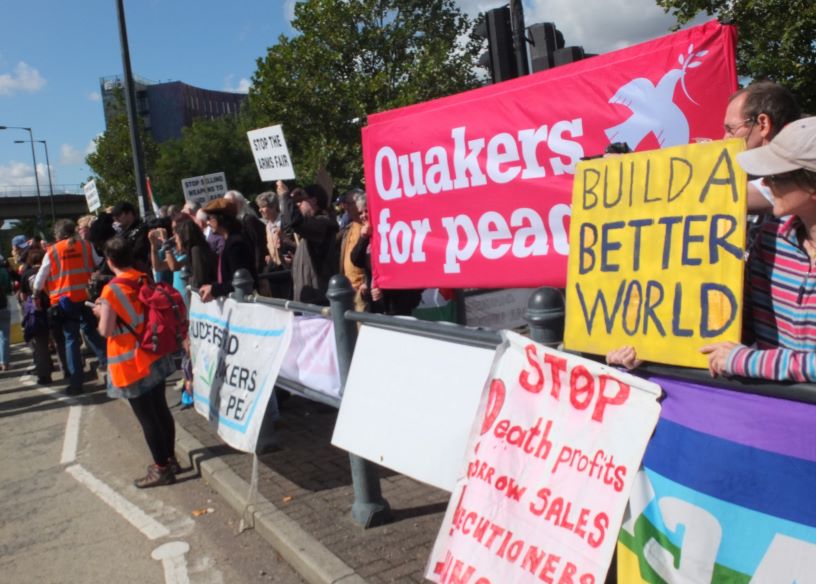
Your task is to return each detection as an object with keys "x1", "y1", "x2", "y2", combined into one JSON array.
[{"x1": 737, "y1": 117, "x2": 816, "y2": 176}]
